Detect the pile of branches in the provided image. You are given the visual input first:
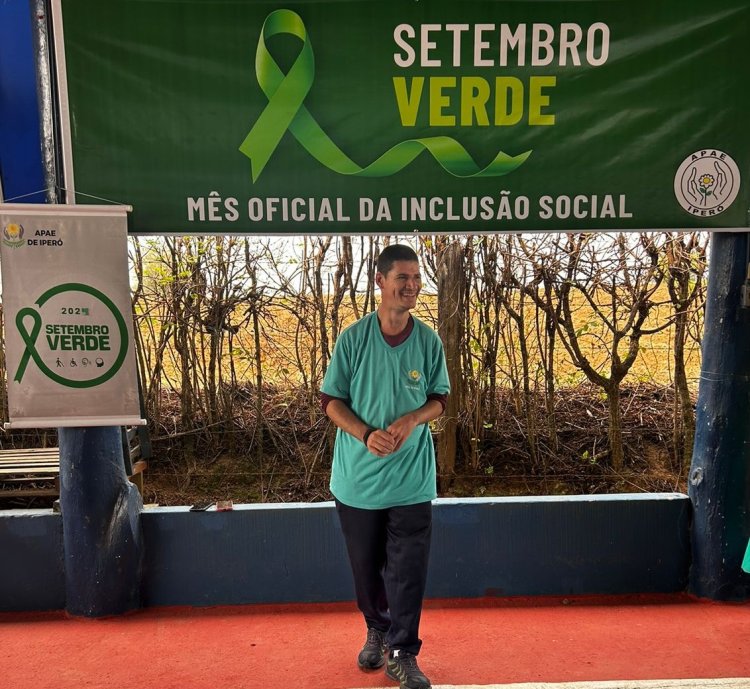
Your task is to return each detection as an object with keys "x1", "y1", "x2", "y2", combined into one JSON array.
[
  {"x1": 466, "y1": 382, "x2": 686, "y2": 496},
  {"x1": 144, "y1": 381, "x2": 687, "y2": 502},
  {"x1": 0, "y1": 382, "x2": 688, "y2": 505}
]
